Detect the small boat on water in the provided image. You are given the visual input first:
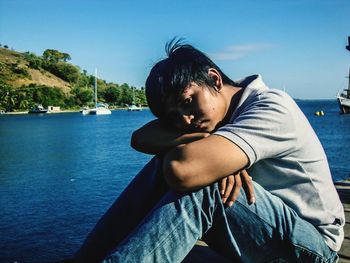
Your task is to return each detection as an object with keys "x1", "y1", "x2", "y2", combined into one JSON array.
[
  {"x1": 28, "y1": 104, "x2": 48, "y2": 114},
  {"x1": 81, "y1": 69, "x2": 111, "y2": 115},
  {"x1": 80, "y1": 106, "x2": 90, "y2": 115},
  {"x1": 337, "y1": 78, "x2": 350, "y2": 114},
  {"x1": 127, "y1": 104, "x2": 142, "y2": 111},
  {"x1": 127, "y1": 87, "x2": 142, "y2": 111},
  {"x1": 337, "y1": 36, "x2": 350, "y2": 114},
  {"x1": 89, "y1": 103, "x2": 112, "y2": 115}
]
